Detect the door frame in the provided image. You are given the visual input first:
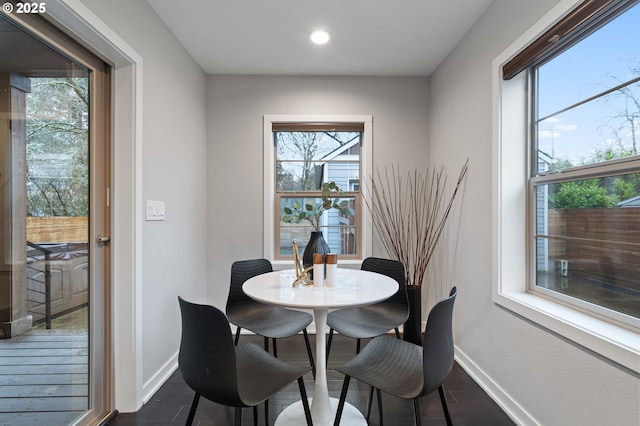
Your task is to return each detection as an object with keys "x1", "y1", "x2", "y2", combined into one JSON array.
[
  {"x1": 8, "y1": 0, "x2": 146, "y2": 414},
  {"x1": 2, "y1": 4, "x2": 115, "y2": 423}
]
